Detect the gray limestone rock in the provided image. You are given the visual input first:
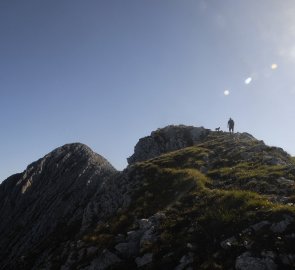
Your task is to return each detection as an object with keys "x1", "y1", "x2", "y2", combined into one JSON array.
[
  {"x1": 270, "y1": 215, "x2": 294, "y2": 233},
  {"x1": 0, "y1": 143, "x2": 117, "y2": 270},
  {"x1": 251, "y1": 221, "x2": 271, "y2": 232},
  {"x1": 235, "y1": 252, "x2": 277, "y2": 270},
  {"x1": 140, "y1": 226, "x2": 157, "y2": 252},
  {"x1": 175, "y1": 253, "x2": 194, "y2": 270},
  {"x1": 135, "y1": 253, "x2": 153, "y2": 267},
  {"x1": 138, "y1": 218, "x2": 153, "y2": 230},
  {"x1": 220, "y1": 236, "x2": 237, "y2": 249},
  {"x1": 115, "y1": 242, "x2": 139, "y2": 258},
  {"x1": 127, "y1": 125, "x2": 210, "y2": 164}
]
